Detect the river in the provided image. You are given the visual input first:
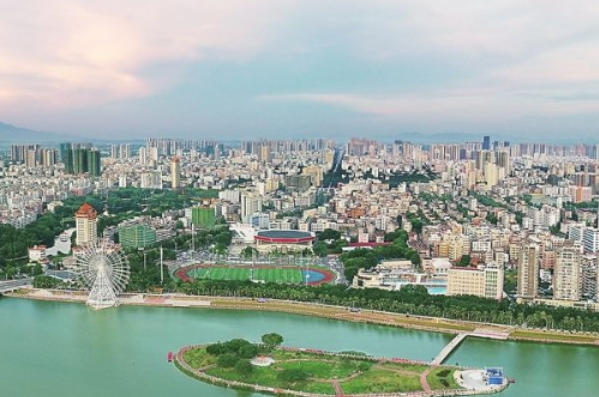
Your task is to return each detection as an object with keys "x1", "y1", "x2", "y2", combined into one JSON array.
[{"x1": 1, "y1": 298, "x2": 597, "y2": 397}]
